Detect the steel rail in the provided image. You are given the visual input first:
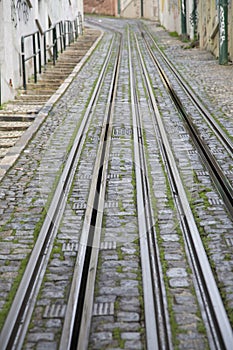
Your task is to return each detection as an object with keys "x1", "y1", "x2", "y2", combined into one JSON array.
[
  {"x1": 140, "y1": 28, "x2": 233, "y2": 218},
  {"x1": 0, "y1": 35, "x2": 116, "y2": 350},
  {"x1": 59, "y1": 33, "x2": 122, "y2": 350},
  {"x1": 142, "y1": 26, "x2": 233, "y2": 155},
  {"x1": 128, "y1": 28, "x2": 171, "y2": 349},
  {"x1": 134, "y1": 32, "x2": 233, "y2": 350}
]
